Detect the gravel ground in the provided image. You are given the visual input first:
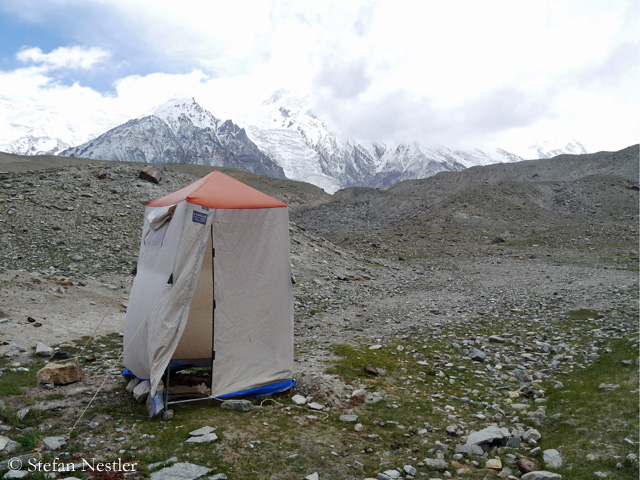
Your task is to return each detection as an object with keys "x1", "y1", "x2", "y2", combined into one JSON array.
[{"x1": 0, "y1": 154, "x2": 637, "y2": 479}]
